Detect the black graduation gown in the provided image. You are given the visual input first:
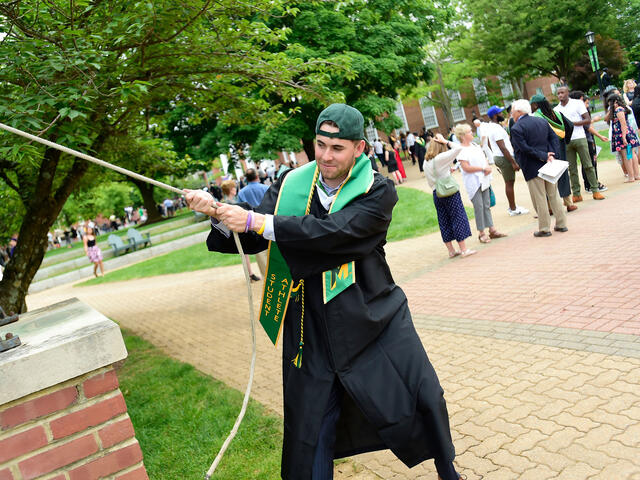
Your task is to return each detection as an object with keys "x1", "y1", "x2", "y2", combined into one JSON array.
[
  {"x1": 554, "y1": 113, "x2": 574, "y2": 198},
  {"x1": 206, "y1": 169, "x2": 455, "y2": 480}
]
